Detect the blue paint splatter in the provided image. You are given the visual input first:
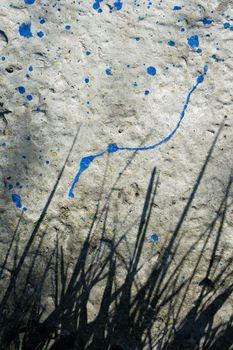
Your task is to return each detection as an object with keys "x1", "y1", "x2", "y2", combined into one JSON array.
[
  {"x1": 106, "y1": 68, "x2": 112, "y2": 76},
  {"x1": 114, "y1": 0, "x2": 123, "y2": 10},
  {"x1": 18, "y1": 86, "x2": 25, "y2": 94},
  {"x1": 19, "y1": 23, "x2": 33, "y2": 38},
  {"x1": 65, "y1": 25, "x2": 71, "y2": 30},
  {"x1": 86, "y1": 51, "x2": 91, "y2": 56},
  {"x1": 26, "y1": 95, "x2": 33, "y2": 101},
  {"x1": 187, "y1": 35, "x2": 199, "y2": 48},
  {"x1": 12, "y1": 194, "x2": 22, "y2": 209},
  {"x1": 168, "y1": 40, "x2": 176, "y2": 46},
  {"x1": 25, "y1": 0, "x2": 36, "y2": 4},
  {"x1": 173, "y1": 5, "x2": 182, "y2": 10},
  {"x1": 147, "y1": 66, "x2": 156, "y2": 76},
  {"x1": 202, "y1": 17, "x2": 213, "y2": 25},
  {"x1": 37, "y1": 31, "x2": 44, "y2": 38},
  {"x1": 69, "y1": 65, "x2": 208, "y2": 198},
  {"x1": 93, "y1": 0, "x2": 103, "y2": 12},
  {"x1": 151, "y1": 234, "x2": 158, "y2": 242},
  {"x1": 40, "y1": 18, "x2": 46, "y2": 24}
]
